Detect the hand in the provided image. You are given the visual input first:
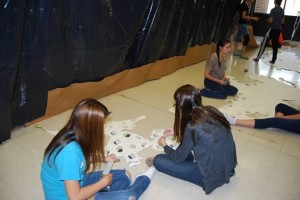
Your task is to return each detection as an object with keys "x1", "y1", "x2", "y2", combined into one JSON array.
[
  {"x1": 105, "y1": 154, "x2": 119, "y2": 162},
  {"x1": 163, "y1": 128, "x2": 174, "y2": 137},
  {"x1": 101, "y1": 174, "x2": 113, "y2": 187},
  {"x1": 221, "y1": 80, "x2": 228, "y2": 85},
  {"x1": 158, "y1": 136, "x2": 167, "y2": 147},
  {"x1": 225, "y1": 78, "x2": 230, "y2": 84},
  {"x1": 253, "y1": 16, "x2": 259, "y2": 22}
]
